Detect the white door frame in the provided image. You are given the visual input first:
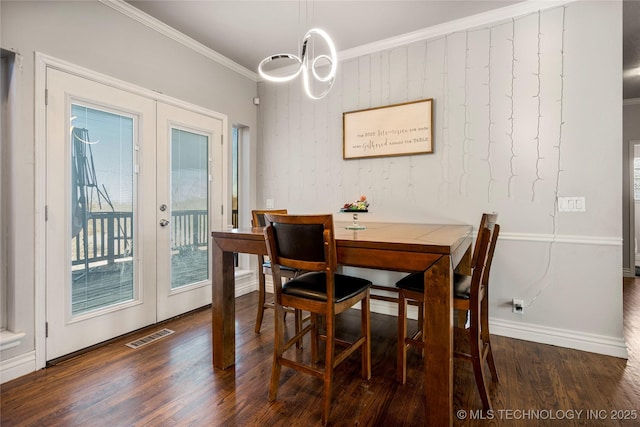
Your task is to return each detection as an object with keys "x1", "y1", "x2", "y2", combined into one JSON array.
[
  {"x1": 34, "y1": 52, "x2": 228, "y2": 369},
  {"x1": 629, "y1": 140, "x2": 640, "y2": 275}
]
